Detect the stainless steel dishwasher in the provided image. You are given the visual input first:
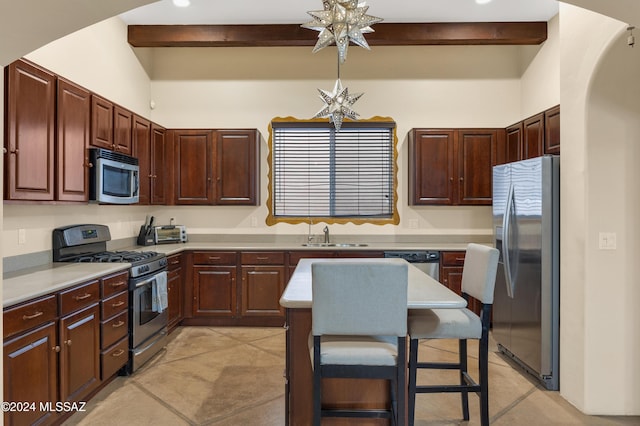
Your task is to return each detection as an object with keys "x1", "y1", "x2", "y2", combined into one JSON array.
[{"x1": 383, "y1": 251, "x2": 440, "y2": 281}]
